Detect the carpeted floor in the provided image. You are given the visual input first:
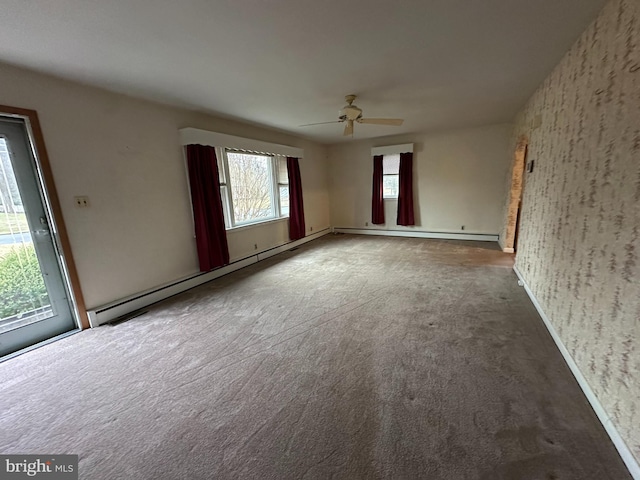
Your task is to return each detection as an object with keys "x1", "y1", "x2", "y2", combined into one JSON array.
[{"x1": 0, "y1": 234, "x2": 631, "y2": 479}]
